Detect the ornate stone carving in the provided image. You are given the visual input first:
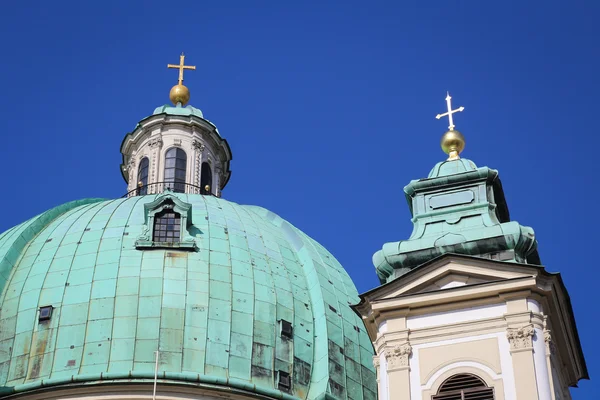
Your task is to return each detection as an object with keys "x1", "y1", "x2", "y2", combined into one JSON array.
[
  {"x1": 192, "y1": 140, "x2": 205, "y2": 152},
  {"x1": 372, "y1": 355, "x2": 380, "y2": 369},
  {"x1": 173, "y1": 138, "x2": 182, "y2": 147},
  {"x1": 193, "y1": 140, "x2": 204, "y2": 187},
  {"x1": 506, "y1": 324, "x2": 535, "y2": 351},
  {"x1": 385, "y1": 342, "x2": 412, "y2": 370},
  {"x1": 126, "y1": 158, "x2": 136, "y2": 185},
  {"x1": 148, "y1": 137, "x2": 163, "y2": 149},
  {"x1": 138, "y1": 224, "x2": 151, "y2": 242},
  {"x1": 148, "y1": 137, "x2": 162, "y2": 186}
]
